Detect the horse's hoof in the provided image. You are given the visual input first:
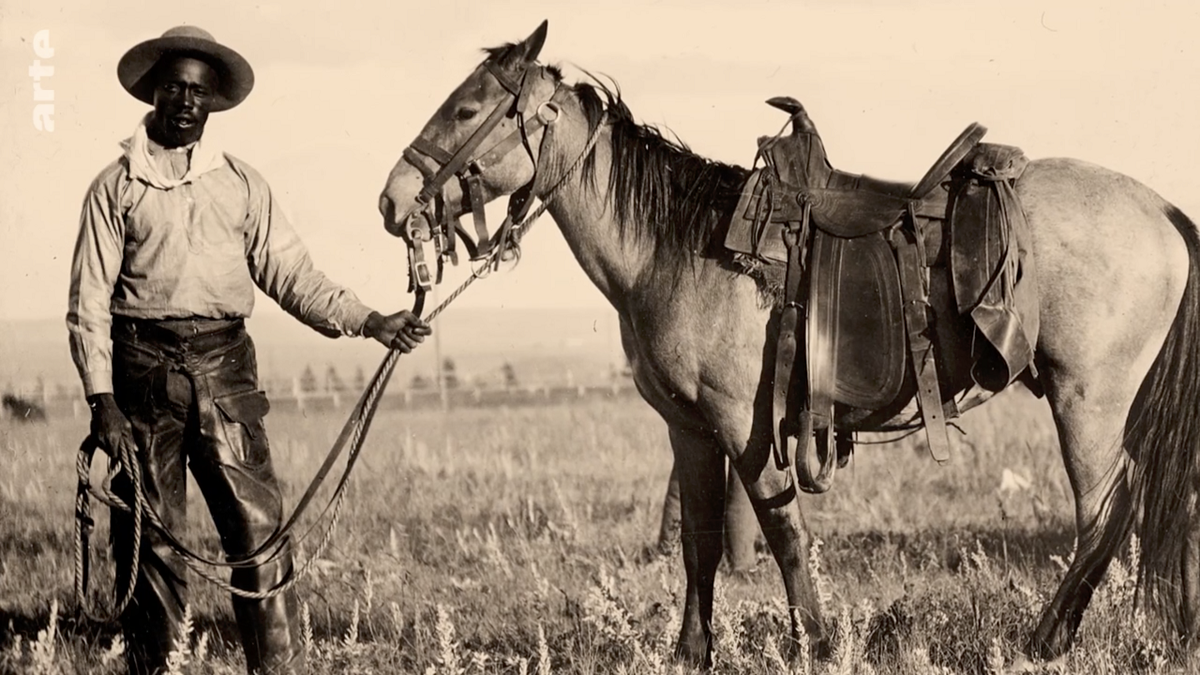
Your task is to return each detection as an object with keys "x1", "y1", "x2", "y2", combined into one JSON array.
[
  {"x1": 780, "y1": 631, "x2": 831, "y2": 665},
  {"x1": 1009, "y1": 653, "x2": 1068, "y2": 674},
  {"x1": 811, "y1": 633, "x2": 834, "y2": 661},
  {"x1": 1025, "y1": 632, "x2": 1069, "y2": 663},
  {"x1": 673, "y1": 639, "x2": 712, "y2": 669}
]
